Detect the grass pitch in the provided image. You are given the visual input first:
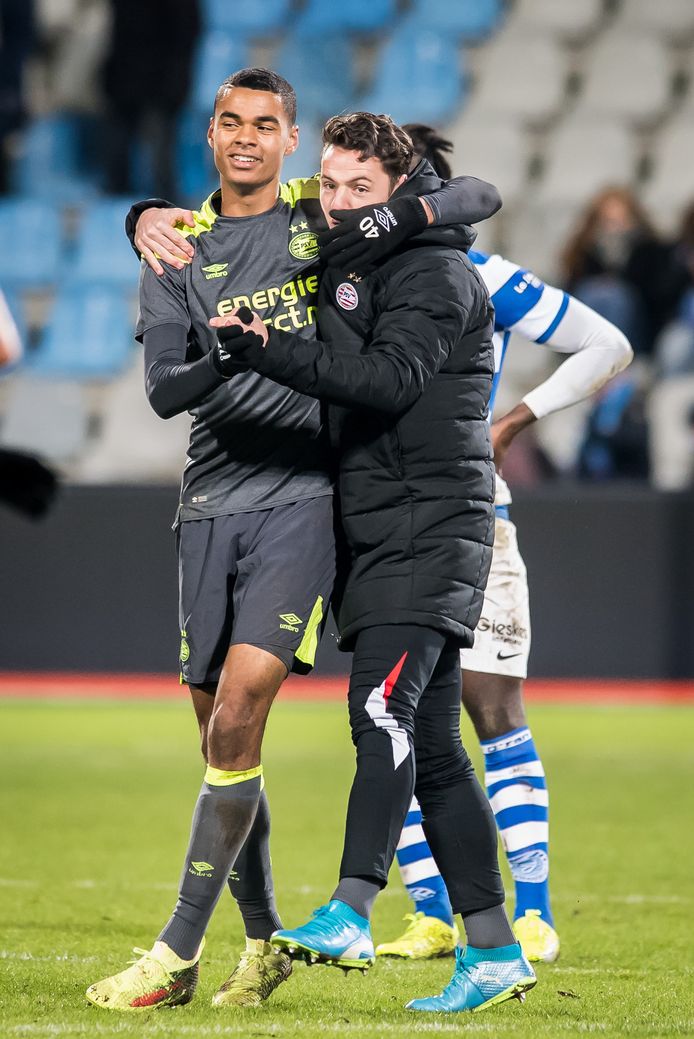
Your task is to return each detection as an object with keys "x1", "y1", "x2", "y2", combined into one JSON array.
[{"x1": 1, "y1": 694, "x2": 692, "y2": 1039}]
